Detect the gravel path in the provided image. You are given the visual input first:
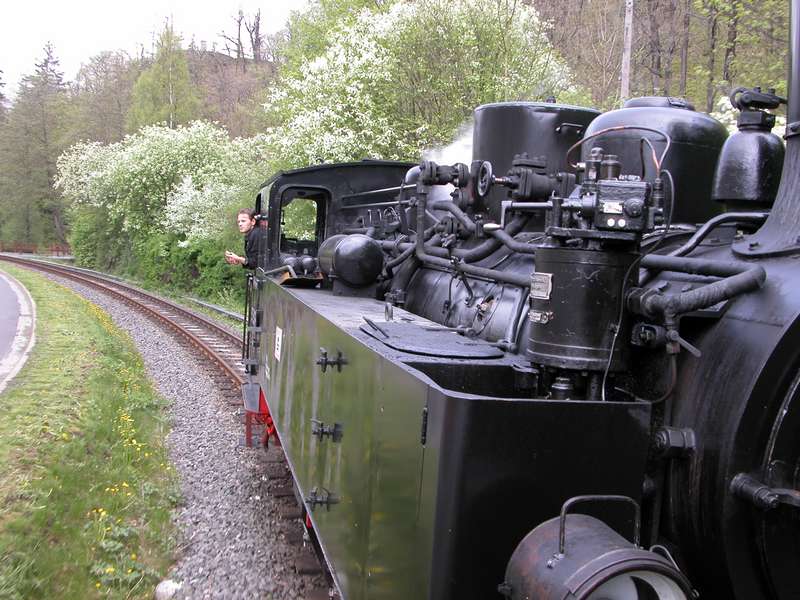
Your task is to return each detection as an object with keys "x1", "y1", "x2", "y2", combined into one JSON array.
[{"x1": 45, "y1": 274, "x2": 325, "y2": 600}]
